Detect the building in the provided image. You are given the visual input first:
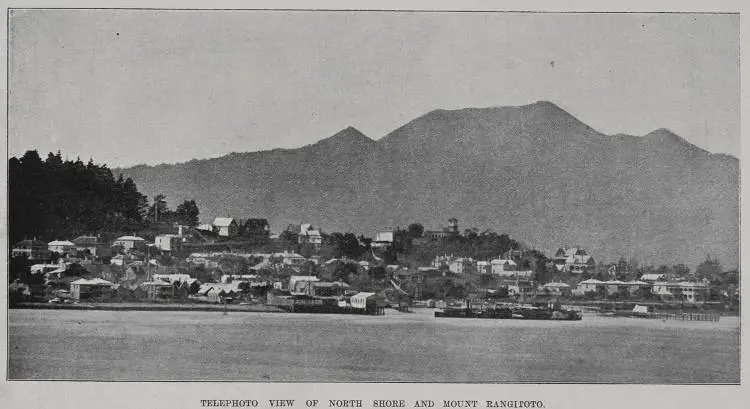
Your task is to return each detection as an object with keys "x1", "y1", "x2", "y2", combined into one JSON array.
[
  {"x1": 372, "y1": 231, "x2": 395, "y2": 248},
  {"x1": 213, "y1": 218, "x2": 239, "y2": 237},
  {"x1": 423, "y1": 230, "x2": 449, "y2": 241},
  {"x1": 653, "y1": 281, "x2": 709, "y2": 303},
  {"x1": 48, "y1": 240, "x2": 75, "y2": 254},
  {"x1": 70, "y1": 278, "x2": 114, "y2": 301},
  {"x1": 278, "y1": 250, "x2": 306, "y2": 266},
  {"x1": 30, "y1": 262, "x2": 64, "y2": 276},
  {"x1": 476, "y1": 261, "x2": 491, "y2": 274},
  {"x1": 12, "y1": 239, "x2": 50, "y2": 261},
  {"x1": 288, "y1": 275, "x2": 319, "y2": 292},
  {"x1": 350, "y1": 292, "x2": 387, "y2": 315},
  {"x1": 553, "y1": 247, "x2": 595, "y2": 273},
  {"x1": 503, "y1": 249, "x2": 524, "y2": 261},
  {"x1": 197, "y1": 223, "x2": 214, "y2": 233},
  {"x1": 112, "y1": 236, "x2": 147, "y2": 251},
  {"x1": 576, "y1": 278, "x2": 605, "y2": 294},
  {"x1": 110, "y1": 253, "x2": 141, "y2": 266},
  {"x1": 501, "y1": 279, "x2": 535, "y2": 297},
  {"x1": 424, "y1": 218, "x2": 459, "y2": 242},
  {"x1": 152, "y1": 273, "x2": 193, "y2": 283},
  {"x1": 540, "y1": 282, "x2": 572, "y2": 296},
  {"x1": 490, "y1": 259, "x2": 517, "y2": 275},
  {"x1": 155, "y1": 234, "x2": 184, "y2": 252},
  {"x1": 449, "y1": 258, "x2": 474, "y2": 275},
  {"x1": 298, "y1": 224, "x2": 323, "y2": 246},
  {"x1": 625, "y1": 280, "x2": 651, "y2": 296},
  {"x1": 71, "y1": 236, "x2": 101, "y2": 256},
  {"x1": 605, "y1": 280, "x2": 628, "y2": 296},
  {"x1": 294, "y1": 280, "x2": 350, "y2": 297},
  {"x1": 240, "y1": 218, "x2": 271, "y2": 240},
  {"x1": 640, "y1": 273, "x2": 667, "y2": 282},
  {"x1": 141, "y1": 281, "x2": 176, "y2": 300}
]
